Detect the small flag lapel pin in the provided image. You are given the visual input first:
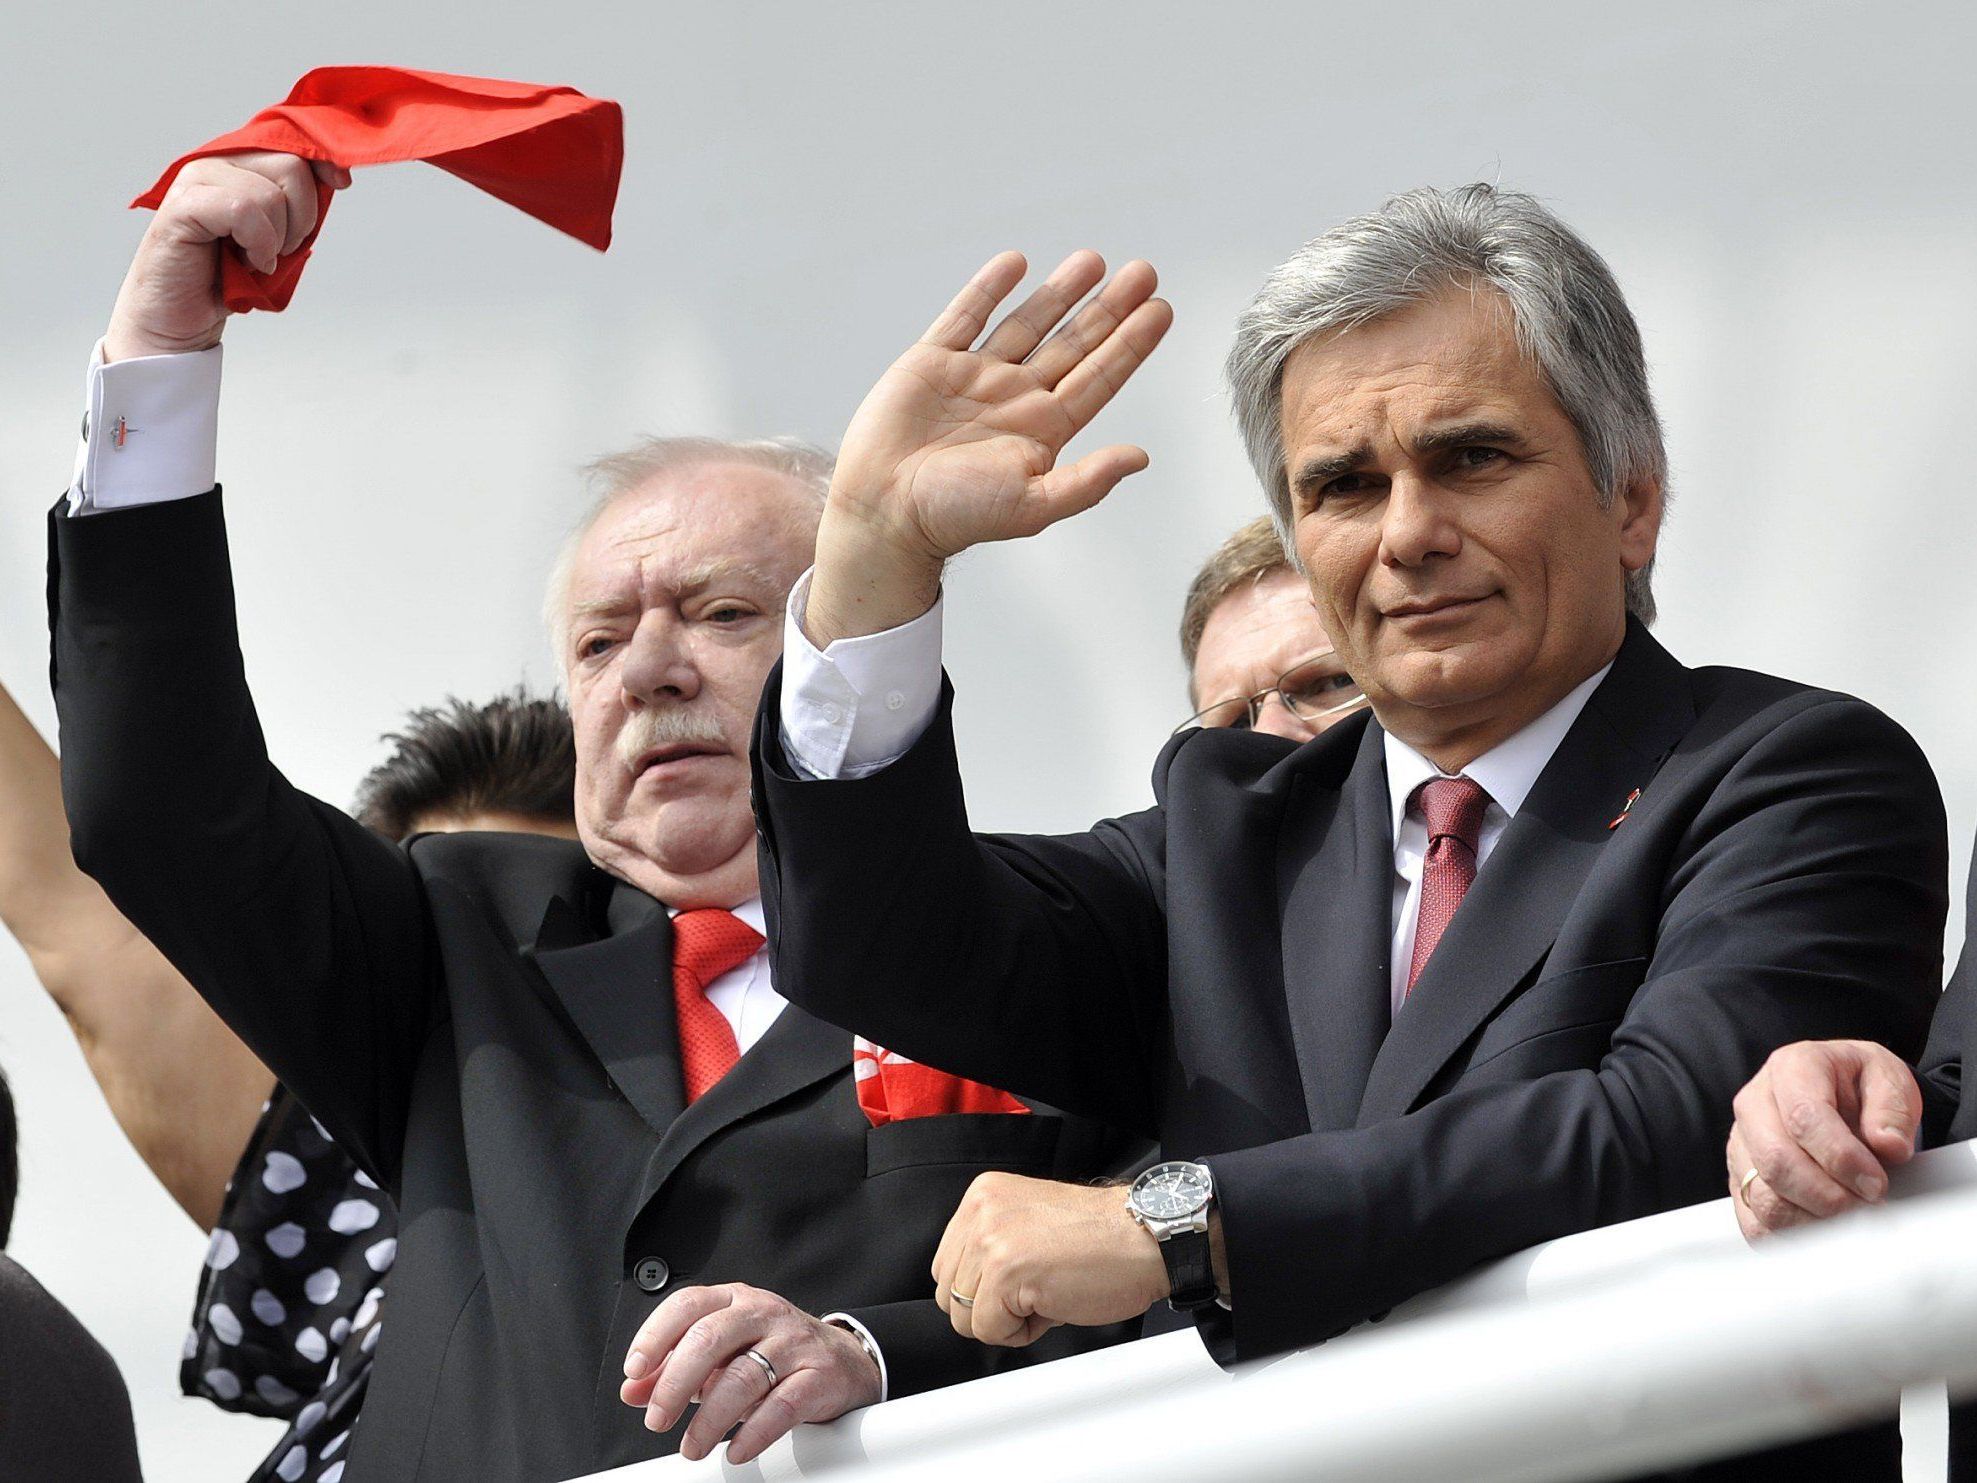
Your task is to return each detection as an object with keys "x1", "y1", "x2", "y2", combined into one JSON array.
[{"x1": 1608, "y1": 788, "x2": 1642, "y2": 831}]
